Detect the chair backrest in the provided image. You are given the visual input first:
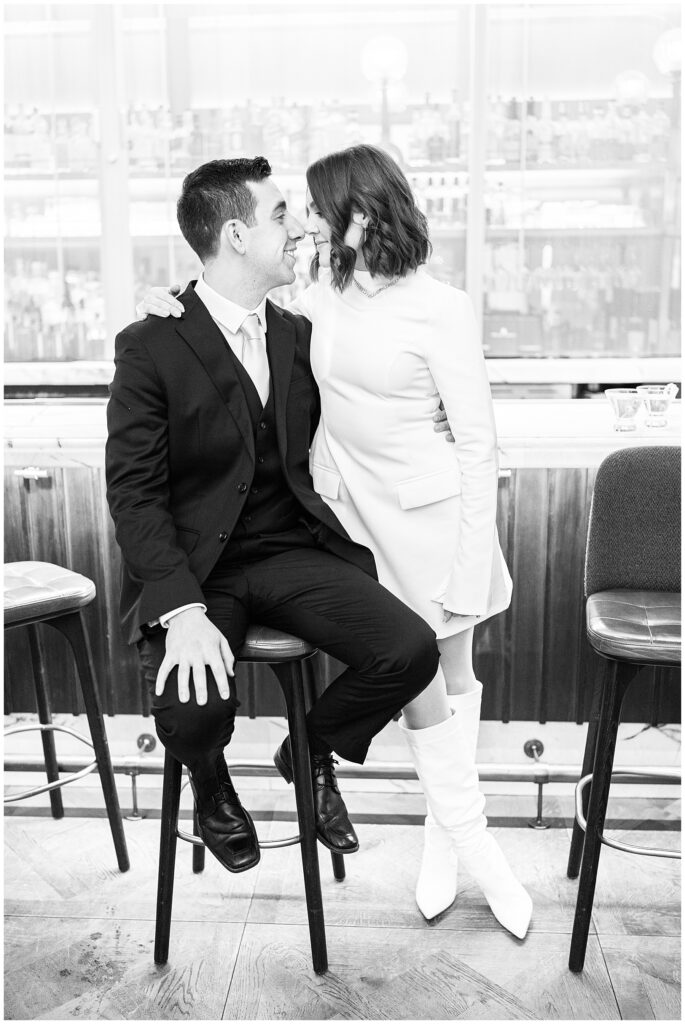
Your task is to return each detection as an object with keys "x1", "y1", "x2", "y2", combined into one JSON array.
[{"x1": 585, "y1": 446, "x2": 681, "y2": 597}]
